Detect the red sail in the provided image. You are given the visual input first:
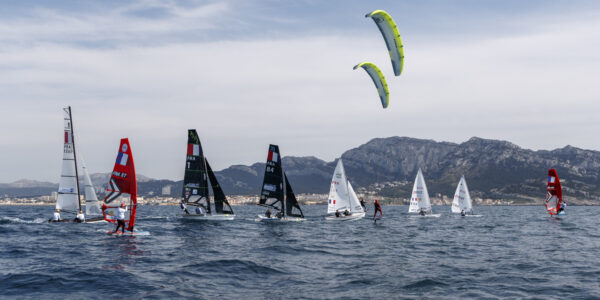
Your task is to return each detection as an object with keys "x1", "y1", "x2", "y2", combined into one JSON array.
[
  {"x1": 102, "y1": 138, "x2": 137, "y2": 231},
  {"x1": 545, "y1": 169, "x2": 562, "y2": 215}
]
